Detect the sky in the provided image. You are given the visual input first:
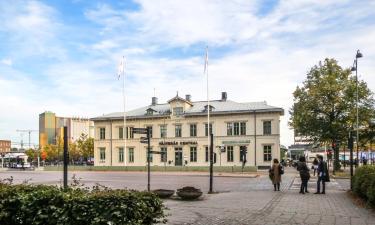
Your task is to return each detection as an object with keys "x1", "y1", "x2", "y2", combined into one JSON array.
[{"x1": 0, "y1": 0, "x2": 375, "y2": 148}]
